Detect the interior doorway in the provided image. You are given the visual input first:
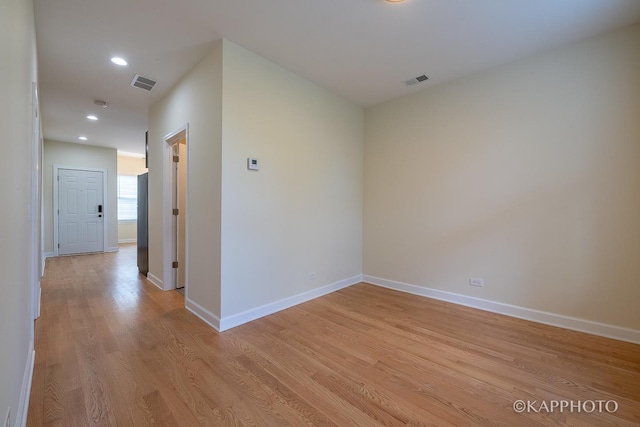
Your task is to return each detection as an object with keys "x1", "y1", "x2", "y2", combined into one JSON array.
[
  {"x1": 163, "y1": 125, "x2": 188, "y2": 294},
  {"x1": 173, "y1": 139, "x2": 187, "y2": 290}
]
